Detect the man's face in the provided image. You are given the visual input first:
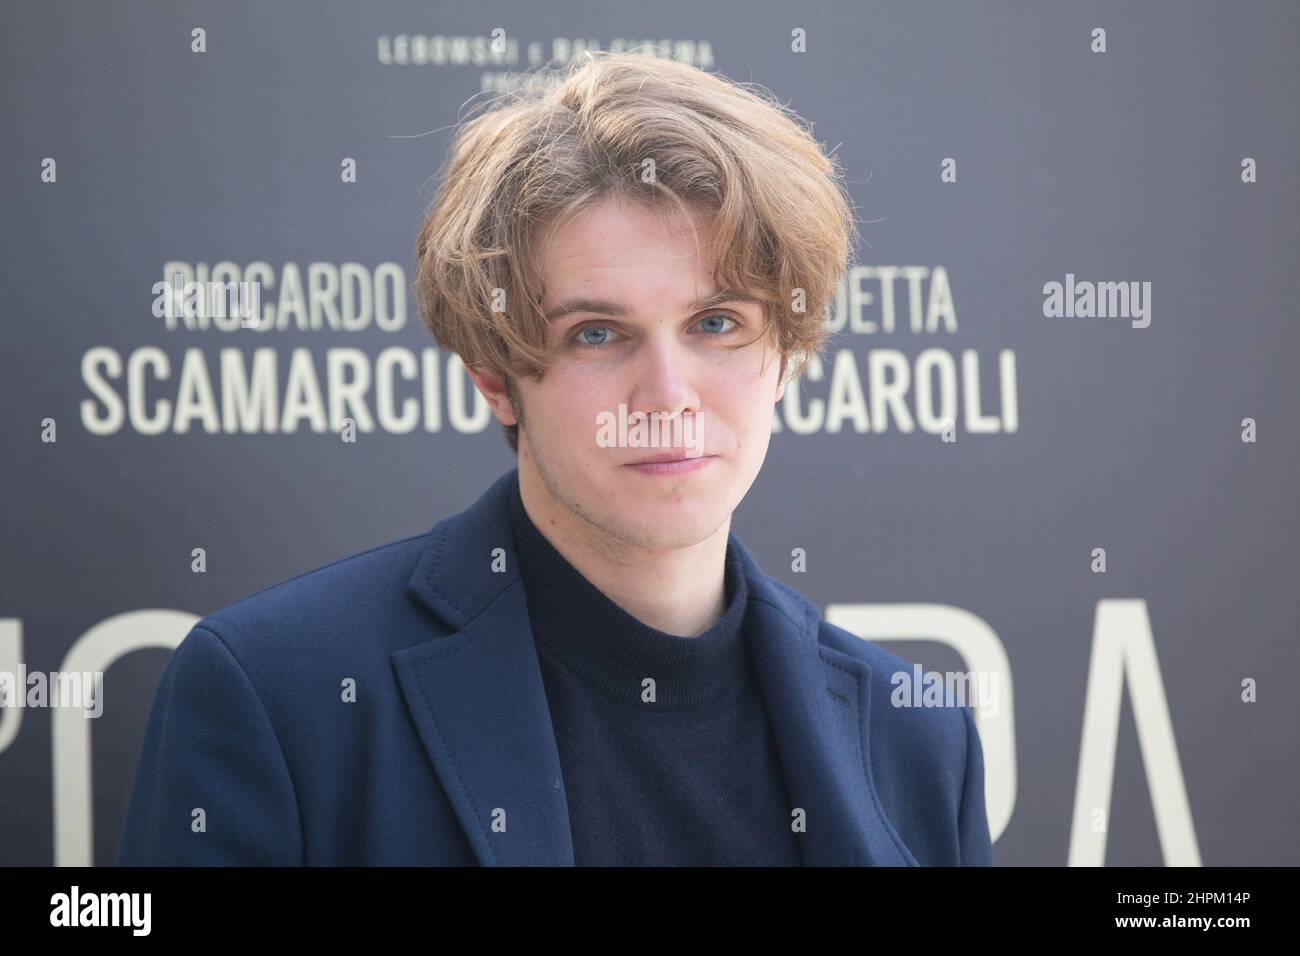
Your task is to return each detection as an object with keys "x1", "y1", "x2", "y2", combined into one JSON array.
[{"x1": 485, "y1": 194, "x2": 786, "y2": 551}]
